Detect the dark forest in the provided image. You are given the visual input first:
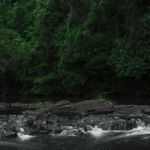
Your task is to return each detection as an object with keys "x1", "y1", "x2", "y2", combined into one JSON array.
[{"x1": 0, "y1": 0, "x2": 150, "y2": 102}]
